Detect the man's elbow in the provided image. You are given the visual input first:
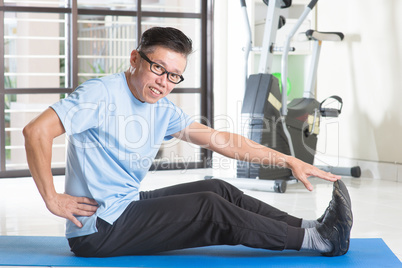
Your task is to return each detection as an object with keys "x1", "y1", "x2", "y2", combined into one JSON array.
[
  {"x1": 23, "y1": 121, "x2": 41, "y2": 143},
  {"x1": 22, "y1": 121, "x2": 31, "y2": 138},
  {"x1": 23, "y1": 108, "x2": 65, "y2": 146}
]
